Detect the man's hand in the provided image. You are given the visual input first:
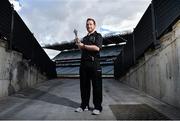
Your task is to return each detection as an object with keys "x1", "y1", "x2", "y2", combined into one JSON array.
[
  {"x1": 74, "y1": 37, "x2": 80, "y2": 45},
  {"x1": 74, "y1": 38, "x2": 85, "y2": 50},
  {"x1": 76, "y1": 42, "x2": 85, "y2": 49}
]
